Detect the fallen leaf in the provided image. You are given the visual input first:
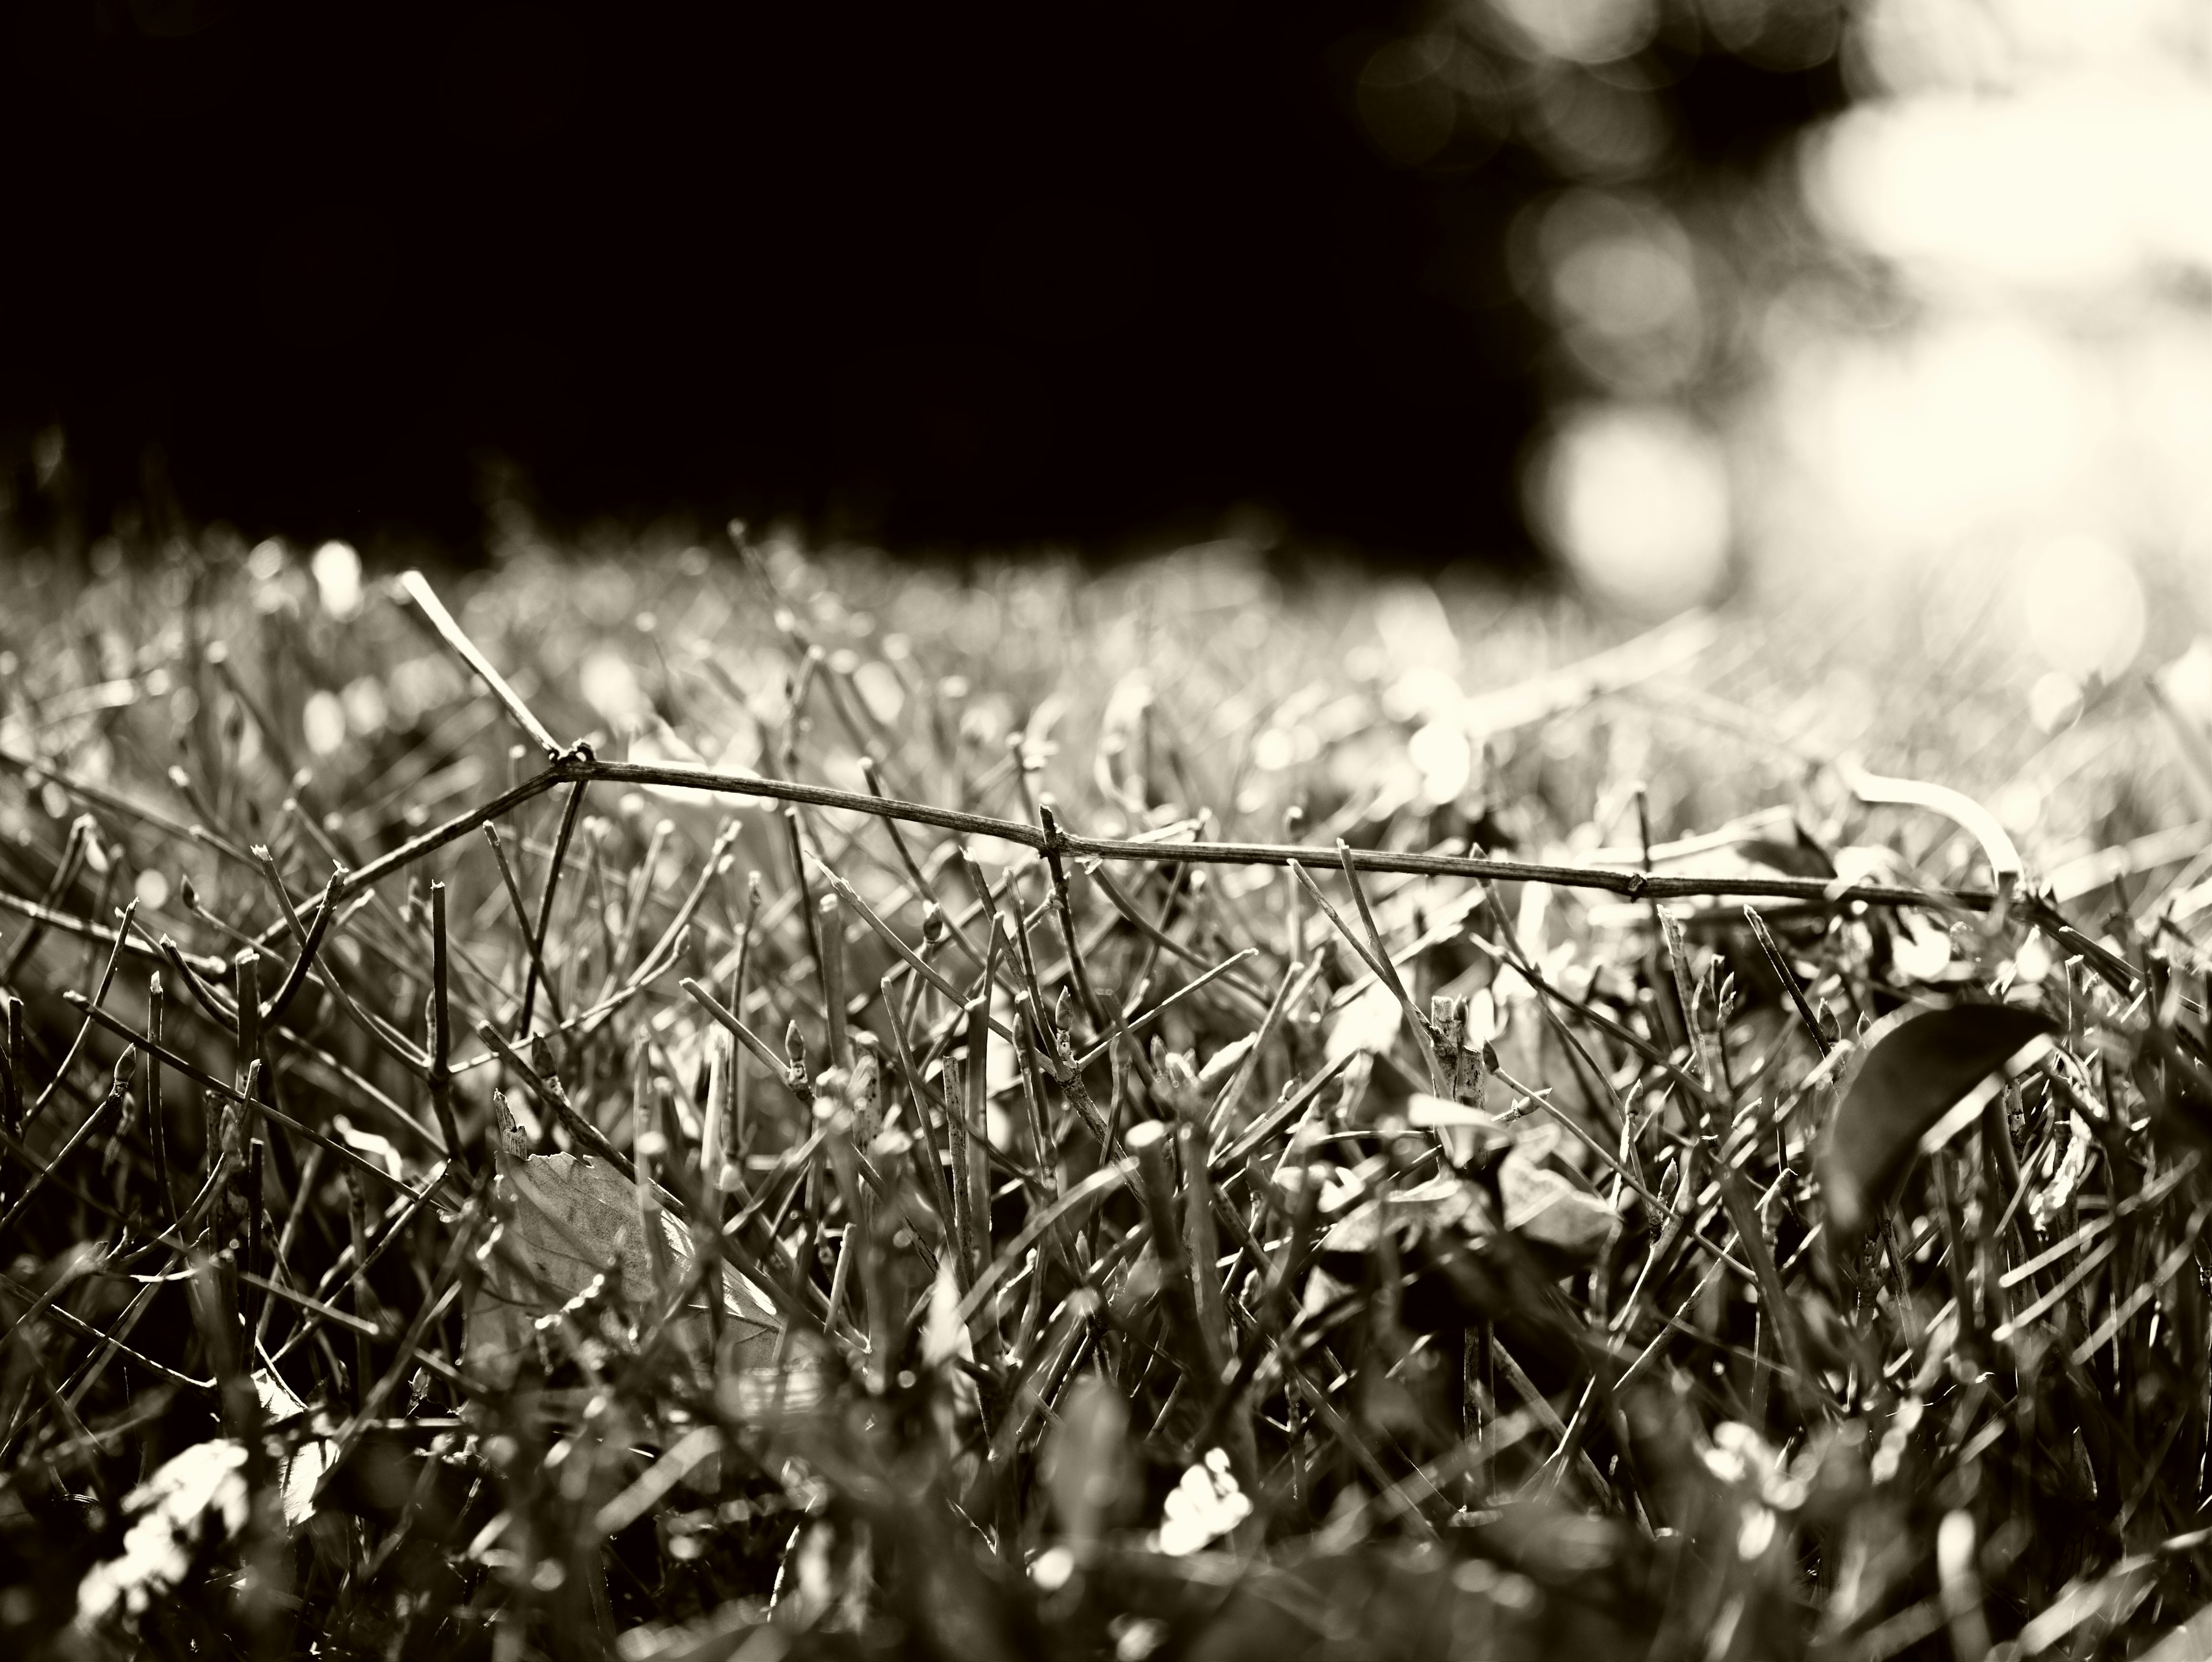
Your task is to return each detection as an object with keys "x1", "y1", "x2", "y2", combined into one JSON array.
[
  {"x1": 466, "y1": 1104, "x2": 787, "y2": 1395},
  {"x1": 253, "y1": 1369, "x2": 334, "y2": 1527},
  {"x1": 1320, "y1": 1174, "x2": 1480, "y2": 1252},
  {"x1": 1497, "y1": 1153, "x2": 1616, "y2": 1260},
  {"x1": 1406, "y1": 1093, "x2": 1511, "y2": 1168},
  {"x1": 1820, "y1": 1001, "x2": 2056, "y2": 1243},
  {"x1": 1318, "y1": 1154, "x2": 1615, "y2": 1261}
]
